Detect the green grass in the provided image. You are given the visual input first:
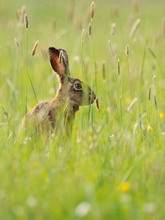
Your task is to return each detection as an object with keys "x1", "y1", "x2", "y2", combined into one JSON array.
[{"x1": 1, "y1": 0, "x2": 165, "y2": 219}]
